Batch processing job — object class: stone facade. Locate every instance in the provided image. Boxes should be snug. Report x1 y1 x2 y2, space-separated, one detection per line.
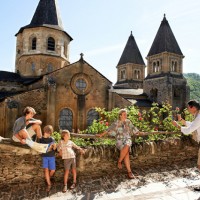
116 63 145 89
144 74 189 109
15 27 71 76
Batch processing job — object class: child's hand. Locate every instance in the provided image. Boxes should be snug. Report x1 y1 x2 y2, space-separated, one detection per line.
96 133 103 138
172 120 178 127
52 143 57 150
80 148 86 154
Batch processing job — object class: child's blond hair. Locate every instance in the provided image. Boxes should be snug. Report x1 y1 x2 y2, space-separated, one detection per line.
43 125 54 135
61 130 70 140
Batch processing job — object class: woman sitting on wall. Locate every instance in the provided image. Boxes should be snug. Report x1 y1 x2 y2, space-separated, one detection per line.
97 108 143 179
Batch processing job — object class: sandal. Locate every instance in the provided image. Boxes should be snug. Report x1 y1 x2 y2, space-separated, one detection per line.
128 171 135 179
46 185 51 192
70 182 76 189
118 161 122 169
62 185 67 193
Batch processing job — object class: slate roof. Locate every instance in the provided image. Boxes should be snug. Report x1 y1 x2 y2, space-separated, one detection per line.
0 71 42 85
147 14 183 56
0 71 42 101
16 0 72 40
118 32 145 66
0 91 22 102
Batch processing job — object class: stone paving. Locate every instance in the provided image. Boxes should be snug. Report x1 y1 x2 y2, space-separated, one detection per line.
2 159 200 200
40 159 200 200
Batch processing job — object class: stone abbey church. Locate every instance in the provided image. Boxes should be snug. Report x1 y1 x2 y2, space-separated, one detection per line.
0 0 189 138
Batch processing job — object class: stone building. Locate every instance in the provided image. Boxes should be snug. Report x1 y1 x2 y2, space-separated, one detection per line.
0 0 189 138
144 14 189 109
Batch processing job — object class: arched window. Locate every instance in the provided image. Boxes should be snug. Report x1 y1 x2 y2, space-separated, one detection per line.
157 61 160 72
134 70 140 79
47 37 55 51
121 70 126 79
31 63 35 72
32 37 37 50
171 61 178 72
174 61 177 72
153 61 161 72
153 62 156 72
59 108 73 131
47 63 53 73
87 109 99 126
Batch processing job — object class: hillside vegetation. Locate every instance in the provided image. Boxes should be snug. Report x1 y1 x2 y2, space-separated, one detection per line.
184 73 200 102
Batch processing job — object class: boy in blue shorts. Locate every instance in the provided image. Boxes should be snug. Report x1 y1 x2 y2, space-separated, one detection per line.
39 125 57 191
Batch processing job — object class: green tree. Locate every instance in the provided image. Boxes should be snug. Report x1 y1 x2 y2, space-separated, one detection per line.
184 73 200 102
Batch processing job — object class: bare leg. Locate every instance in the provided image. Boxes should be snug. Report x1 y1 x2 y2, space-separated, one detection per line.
123 150 135 179
71 168 77 183
118 145 130 168
15 130 29 144
31 124 42 138
64 169 69 186
44 168 51 186
62 169 69 192
124 152 131 172
17 129 29 139
49 170 55 178
70 168 77 189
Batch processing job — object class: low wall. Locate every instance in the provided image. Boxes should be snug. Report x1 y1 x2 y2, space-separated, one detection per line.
0 136 198 187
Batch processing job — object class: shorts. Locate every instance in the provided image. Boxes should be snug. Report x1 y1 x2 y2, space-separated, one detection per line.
116 138 132 150
64 158 76 170
27 127 36 138
42 157 56 170
12 127 36 142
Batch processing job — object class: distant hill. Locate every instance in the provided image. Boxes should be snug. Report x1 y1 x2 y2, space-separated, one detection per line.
184 73 200 102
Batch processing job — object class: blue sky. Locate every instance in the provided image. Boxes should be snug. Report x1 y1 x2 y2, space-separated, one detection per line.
0 0 200 84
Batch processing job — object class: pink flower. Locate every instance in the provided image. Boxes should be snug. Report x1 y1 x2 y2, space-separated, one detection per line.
139 117 143 121
138 112 142 117
105 122 109 126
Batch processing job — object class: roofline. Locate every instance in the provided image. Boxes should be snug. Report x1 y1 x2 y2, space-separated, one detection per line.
15 25 73 41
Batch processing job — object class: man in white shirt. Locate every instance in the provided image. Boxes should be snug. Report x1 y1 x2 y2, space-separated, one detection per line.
172 100 200 169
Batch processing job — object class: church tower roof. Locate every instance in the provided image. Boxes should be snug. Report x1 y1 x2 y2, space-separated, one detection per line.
147 14 183 56
16 0 72 40
118 31 145 66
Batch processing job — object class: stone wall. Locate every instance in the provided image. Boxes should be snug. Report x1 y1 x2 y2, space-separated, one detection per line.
0 136 198 187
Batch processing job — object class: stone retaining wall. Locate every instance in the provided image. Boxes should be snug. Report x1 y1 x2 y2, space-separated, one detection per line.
0 136 198 186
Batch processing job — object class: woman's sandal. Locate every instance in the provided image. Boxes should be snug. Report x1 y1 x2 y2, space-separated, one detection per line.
62 185 67 193
118 161 122 169
70 182 76 189
128 171 136 179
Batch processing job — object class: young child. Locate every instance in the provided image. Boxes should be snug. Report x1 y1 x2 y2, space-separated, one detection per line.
57 130 85 193
39 125 57 191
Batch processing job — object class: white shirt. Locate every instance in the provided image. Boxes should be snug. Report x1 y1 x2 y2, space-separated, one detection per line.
181 113 200 142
